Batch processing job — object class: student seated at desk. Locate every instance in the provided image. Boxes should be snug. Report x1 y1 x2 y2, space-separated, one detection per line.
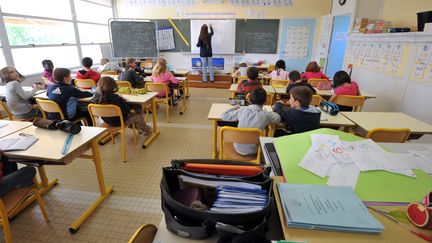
273 86 321 137
91 77 152 135
221 88 280 156
301 61 329 80
47 68 93 125
234 62 248 77
151 59 179 105
41 59 56 86
97 58 121 74
237 67 261 95
119 58 144 88
269 60 289 80
329 70 361 112
0 66 41 119
286 70 316 95
76 57 101 83
0 153 36 197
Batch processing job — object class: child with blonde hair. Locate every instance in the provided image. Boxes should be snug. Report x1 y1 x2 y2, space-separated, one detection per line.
151 59 179 102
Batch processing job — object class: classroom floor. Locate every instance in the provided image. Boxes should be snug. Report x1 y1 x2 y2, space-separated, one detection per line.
4 88 229 243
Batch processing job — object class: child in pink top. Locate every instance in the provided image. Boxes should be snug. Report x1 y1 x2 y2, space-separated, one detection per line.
301 61 329 80
269 60 289 80
330 71 361 111
151 59 179 97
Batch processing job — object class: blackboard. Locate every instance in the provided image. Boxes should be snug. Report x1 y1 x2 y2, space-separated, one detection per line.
235 19 279 54
109 20 158 58
155 19 191 52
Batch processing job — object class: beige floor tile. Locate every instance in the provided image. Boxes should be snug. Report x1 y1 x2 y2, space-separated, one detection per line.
1 88 227 242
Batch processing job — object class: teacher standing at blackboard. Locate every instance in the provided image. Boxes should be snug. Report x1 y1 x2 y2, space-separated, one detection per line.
197 24 214 82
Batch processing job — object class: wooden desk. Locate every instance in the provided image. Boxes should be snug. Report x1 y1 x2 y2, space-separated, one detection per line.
342 112 432 137
100 74 119 80
0 120 32 138
207 103 354 159
173 70 190 97
271 87 377 100
229 84 275 98
272 176 425 243
3 125 112 233
34 91 161 148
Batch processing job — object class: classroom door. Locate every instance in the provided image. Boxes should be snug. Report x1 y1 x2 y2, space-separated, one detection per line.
326 14 351 78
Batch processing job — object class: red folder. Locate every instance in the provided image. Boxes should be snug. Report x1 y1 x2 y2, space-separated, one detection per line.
182 163 262 176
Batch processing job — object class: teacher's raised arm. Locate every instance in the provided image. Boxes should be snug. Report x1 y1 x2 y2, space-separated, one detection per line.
197 24 214 82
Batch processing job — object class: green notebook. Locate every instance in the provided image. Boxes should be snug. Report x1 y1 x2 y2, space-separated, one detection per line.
274 128 432 202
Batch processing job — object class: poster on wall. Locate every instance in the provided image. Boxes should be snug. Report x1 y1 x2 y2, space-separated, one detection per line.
158 27 175 51
284 26 309 59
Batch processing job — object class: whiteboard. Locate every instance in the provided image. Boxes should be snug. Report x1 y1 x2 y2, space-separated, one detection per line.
191 20 236 54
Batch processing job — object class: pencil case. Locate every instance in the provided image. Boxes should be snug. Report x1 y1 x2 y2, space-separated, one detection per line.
320 101 339 116
160 163 272 240
407 191 432 229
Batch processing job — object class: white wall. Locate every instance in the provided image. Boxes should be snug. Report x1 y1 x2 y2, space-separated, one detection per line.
330 0 357 16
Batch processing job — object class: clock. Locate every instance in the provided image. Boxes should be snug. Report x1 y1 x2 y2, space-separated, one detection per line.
339 0 347 5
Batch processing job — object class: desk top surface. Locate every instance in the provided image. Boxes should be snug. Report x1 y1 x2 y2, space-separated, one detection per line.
0 120 33 138
229 84 275 93
207 103 354 127
34 91 158 104
342 112 432 134
3 125 106 163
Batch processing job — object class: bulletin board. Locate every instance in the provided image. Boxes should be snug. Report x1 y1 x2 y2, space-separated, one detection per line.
279 18 316 71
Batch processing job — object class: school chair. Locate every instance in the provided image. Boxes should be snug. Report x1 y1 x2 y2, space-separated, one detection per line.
75 79 96 89
41 77 51 85
333 95 365 112
128 224 158 243
268 64 275 72
366 128 411 143
237 75 248 84
101 70 117 75
245 93 274 106
219 126 264 164
311 95 323 107
88 104 137 162
0 176 49 243
0 100 35 122
270 79 289 87
116 80 132 88
145 82 172 123
308 78 327 87
36 99 88 126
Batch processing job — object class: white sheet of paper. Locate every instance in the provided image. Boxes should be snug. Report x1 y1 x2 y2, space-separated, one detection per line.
385 169 416 177
379 152 415 170
407 150 432 174
327 163 360 189
299 148 332 178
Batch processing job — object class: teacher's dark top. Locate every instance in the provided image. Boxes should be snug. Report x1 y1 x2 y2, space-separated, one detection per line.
196 27 214 57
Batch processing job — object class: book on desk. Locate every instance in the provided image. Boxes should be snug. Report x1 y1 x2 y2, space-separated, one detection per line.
277 183 384 234
0 134 38 151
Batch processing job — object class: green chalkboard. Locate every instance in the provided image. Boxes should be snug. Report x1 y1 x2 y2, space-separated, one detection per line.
155 19 191 52
235 19 279 54
109 20 158 58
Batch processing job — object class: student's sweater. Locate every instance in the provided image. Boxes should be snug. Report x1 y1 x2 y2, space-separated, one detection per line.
269 69 289 80
47 83 92 119
274 103 321 134
76 69 101 82
119 69 143 88
221 104 281 155
237 79 261 94
301 71 329 80
151 72 179 96
4 80 36 116
91 93 130 127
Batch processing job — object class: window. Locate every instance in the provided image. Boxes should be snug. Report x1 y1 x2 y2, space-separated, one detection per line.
12 46 79 75
5 17 76 45
0 0 72 20
74 0 113 24
81 45 102 63
0 49 6 68
78 23 110 44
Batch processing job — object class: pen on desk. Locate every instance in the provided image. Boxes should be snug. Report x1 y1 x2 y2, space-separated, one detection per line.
368 207 432 242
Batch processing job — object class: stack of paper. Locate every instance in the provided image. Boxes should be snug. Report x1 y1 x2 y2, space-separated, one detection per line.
0 135 38 151
210 185 268 214
299 134 425 189
278 183 384 234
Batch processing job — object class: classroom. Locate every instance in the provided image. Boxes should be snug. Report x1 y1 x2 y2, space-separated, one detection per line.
0 0 431 242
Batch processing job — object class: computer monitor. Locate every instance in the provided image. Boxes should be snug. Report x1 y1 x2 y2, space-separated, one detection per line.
192 58 224 70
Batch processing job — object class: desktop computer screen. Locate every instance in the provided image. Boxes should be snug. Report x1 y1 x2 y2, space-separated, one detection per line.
192 58 224 70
